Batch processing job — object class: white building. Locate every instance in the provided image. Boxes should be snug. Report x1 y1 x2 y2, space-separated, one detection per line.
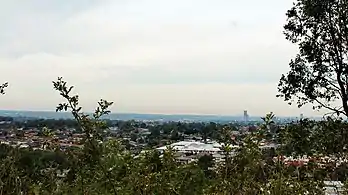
156 140 223 154
324 181 345 195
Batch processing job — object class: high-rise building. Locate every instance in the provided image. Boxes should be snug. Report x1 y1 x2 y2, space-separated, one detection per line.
243 110 249 122
300 113 304 120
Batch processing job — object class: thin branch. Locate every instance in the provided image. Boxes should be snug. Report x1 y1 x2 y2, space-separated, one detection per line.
314 99 345 116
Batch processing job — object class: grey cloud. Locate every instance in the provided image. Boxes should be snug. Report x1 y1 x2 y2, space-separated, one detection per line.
0 0 108 57
99 67 280 85
0 0 308 115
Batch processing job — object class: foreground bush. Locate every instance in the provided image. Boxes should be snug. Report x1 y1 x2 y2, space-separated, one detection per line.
0 78 345 195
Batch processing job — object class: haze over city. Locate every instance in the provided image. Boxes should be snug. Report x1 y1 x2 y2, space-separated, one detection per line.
0 0 326 117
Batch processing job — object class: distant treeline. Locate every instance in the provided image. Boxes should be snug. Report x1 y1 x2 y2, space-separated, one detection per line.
0 116 13 121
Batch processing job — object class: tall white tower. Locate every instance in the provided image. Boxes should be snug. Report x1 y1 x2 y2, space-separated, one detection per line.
243 110 249 122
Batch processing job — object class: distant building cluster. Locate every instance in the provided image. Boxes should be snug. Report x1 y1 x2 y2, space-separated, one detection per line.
156 140 227 163
155 140 277 164
0 128 83 150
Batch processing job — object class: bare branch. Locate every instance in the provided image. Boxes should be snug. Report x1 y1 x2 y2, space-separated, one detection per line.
314 98 345 116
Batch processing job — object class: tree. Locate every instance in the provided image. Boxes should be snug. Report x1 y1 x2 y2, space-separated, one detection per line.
277 0 348 117
197 154 214 177
170 129 180 141
41 127 55 150
149 126 161 138
261 112 278 139
130 132 137 142
201 122 216 143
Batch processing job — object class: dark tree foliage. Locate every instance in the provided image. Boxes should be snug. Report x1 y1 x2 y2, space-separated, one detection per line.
280 118 348 157
0 116 13 121
197 154 215 178
277 0 348 116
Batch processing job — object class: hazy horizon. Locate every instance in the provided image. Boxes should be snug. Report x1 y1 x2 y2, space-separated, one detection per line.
0 108 321 119
0 0 329 117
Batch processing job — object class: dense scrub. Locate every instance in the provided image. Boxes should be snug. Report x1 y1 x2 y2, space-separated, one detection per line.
0 78 347 194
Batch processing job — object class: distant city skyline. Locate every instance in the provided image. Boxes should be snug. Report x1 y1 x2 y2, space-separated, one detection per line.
0 107 324 118
0 110 322 122
0 0 329 117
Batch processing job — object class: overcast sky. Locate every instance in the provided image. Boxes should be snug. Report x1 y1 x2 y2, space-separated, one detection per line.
0 0 326 116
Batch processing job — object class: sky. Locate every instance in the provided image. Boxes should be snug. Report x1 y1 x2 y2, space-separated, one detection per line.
0 0 326 117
